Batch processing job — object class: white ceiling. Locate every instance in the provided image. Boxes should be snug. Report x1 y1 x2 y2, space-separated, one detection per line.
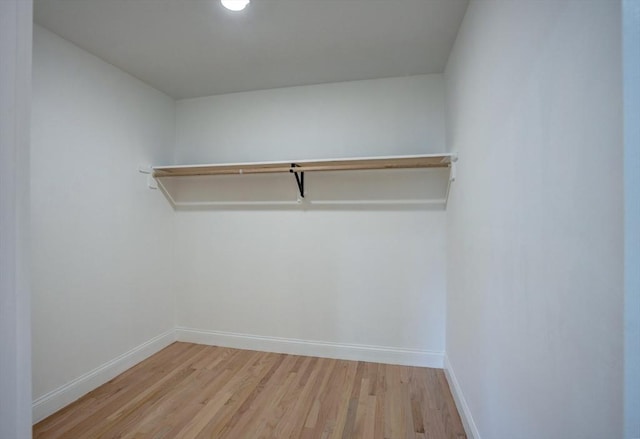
34 0 468 100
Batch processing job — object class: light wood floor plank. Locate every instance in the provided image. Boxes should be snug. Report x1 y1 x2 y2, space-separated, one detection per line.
34 342 466 439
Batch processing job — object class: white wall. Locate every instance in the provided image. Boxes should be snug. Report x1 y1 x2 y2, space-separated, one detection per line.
623 2 640 437
444 1 623 438
31 26 176 418
173 76 448 365
176 75 446 163
0 0 33 437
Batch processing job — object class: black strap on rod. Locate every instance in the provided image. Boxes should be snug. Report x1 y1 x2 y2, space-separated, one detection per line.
289 164 304 198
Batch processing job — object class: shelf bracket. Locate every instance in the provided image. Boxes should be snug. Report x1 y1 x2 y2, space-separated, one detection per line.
449 158 457 182
444 154 458 208
138 164 158 189
289 164 304 198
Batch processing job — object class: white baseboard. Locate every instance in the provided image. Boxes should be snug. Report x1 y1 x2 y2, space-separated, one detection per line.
32 329 176 424
175 326 444 368
443 355 481 439
32 327 443 424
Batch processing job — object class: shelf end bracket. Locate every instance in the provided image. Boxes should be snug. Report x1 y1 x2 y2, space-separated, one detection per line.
444 154 458 208
138 164 158 189
449 155 457 182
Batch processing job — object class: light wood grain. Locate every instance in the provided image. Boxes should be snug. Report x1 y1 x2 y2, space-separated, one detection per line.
34 342 466 439
152 154 454 178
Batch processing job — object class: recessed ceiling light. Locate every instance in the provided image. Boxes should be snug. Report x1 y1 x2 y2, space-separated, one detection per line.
221 0 250 11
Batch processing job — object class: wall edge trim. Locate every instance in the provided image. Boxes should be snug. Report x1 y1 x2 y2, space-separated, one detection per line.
176 326 444 368
443 354 481 439
32 329 177 424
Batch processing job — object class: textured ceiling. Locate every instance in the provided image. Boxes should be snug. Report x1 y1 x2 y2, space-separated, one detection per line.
34 0 468 99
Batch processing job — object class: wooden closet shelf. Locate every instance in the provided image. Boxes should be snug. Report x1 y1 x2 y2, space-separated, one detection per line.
152 153 455 178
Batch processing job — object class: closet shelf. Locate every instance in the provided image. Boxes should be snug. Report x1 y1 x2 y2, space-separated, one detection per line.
147 153 457 203
152 153 455 178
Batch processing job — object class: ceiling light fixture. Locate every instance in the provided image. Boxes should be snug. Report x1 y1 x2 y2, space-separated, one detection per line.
221 0 250 11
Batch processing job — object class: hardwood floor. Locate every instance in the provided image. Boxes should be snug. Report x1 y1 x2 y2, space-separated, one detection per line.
34 342 466 439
